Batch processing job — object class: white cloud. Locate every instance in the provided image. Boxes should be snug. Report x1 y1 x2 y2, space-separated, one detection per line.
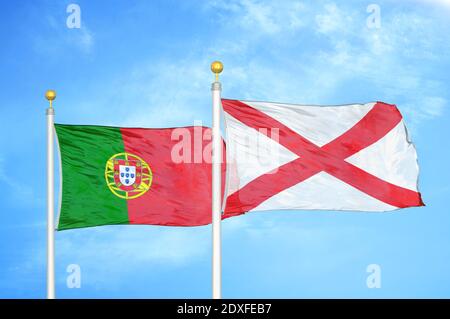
403 96 447 127
315 3 352 35
95 1 447 129
423 96 447 117
309 4 448 124
75 27 94 53
57 226 210 268
418 0 450 8
32 14 95 56
218 1 447 126
53 218 257 288
120 59 211 127
205 0 306 36
0 157 40 207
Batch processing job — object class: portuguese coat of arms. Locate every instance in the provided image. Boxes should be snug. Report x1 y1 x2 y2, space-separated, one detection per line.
105 152 152 199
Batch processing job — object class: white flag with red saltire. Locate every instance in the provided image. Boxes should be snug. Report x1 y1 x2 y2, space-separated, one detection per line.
222 99 424 217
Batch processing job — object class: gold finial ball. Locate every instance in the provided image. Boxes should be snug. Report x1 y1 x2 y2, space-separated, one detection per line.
45 90 57 101
211 61 223 74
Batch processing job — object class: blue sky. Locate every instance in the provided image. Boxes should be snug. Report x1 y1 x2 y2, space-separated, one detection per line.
0 0 450 298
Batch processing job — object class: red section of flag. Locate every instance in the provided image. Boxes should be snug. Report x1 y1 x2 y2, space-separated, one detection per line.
222 99 424 216
121 127 226 226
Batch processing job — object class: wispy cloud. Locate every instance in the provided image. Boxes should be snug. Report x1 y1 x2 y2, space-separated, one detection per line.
315 3 353 34
205 0 306 35
0 157 41 207
74 27 94 54
73 1 448 130
418 0 450 9
119 58 212 127
32 12 94 56
57 226 210 268
207 1 449 126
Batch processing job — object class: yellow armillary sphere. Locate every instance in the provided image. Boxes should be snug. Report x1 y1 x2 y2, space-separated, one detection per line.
105 152 153 199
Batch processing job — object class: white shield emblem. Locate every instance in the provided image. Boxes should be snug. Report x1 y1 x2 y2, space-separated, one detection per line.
119 165 136 186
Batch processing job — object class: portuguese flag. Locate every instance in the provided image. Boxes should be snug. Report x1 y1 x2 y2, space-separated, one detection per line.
55 124 225 230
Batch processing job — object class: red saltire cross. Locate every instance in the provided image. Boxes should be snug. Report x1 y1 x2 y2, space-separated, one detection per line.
222 99 424 216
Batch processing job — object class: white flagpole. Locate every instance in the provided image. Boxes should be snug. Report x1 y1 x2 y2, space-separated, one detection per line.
45 90 56 299
211 61 223 299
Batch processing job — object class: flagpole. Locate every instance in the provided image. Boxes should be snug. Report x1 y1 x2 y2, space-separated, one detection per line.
211 61 223 299
45 90 56 299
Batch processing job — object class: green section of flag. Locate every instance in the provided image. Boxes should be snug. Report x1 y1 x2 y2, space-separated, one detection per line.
55 124 129 230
